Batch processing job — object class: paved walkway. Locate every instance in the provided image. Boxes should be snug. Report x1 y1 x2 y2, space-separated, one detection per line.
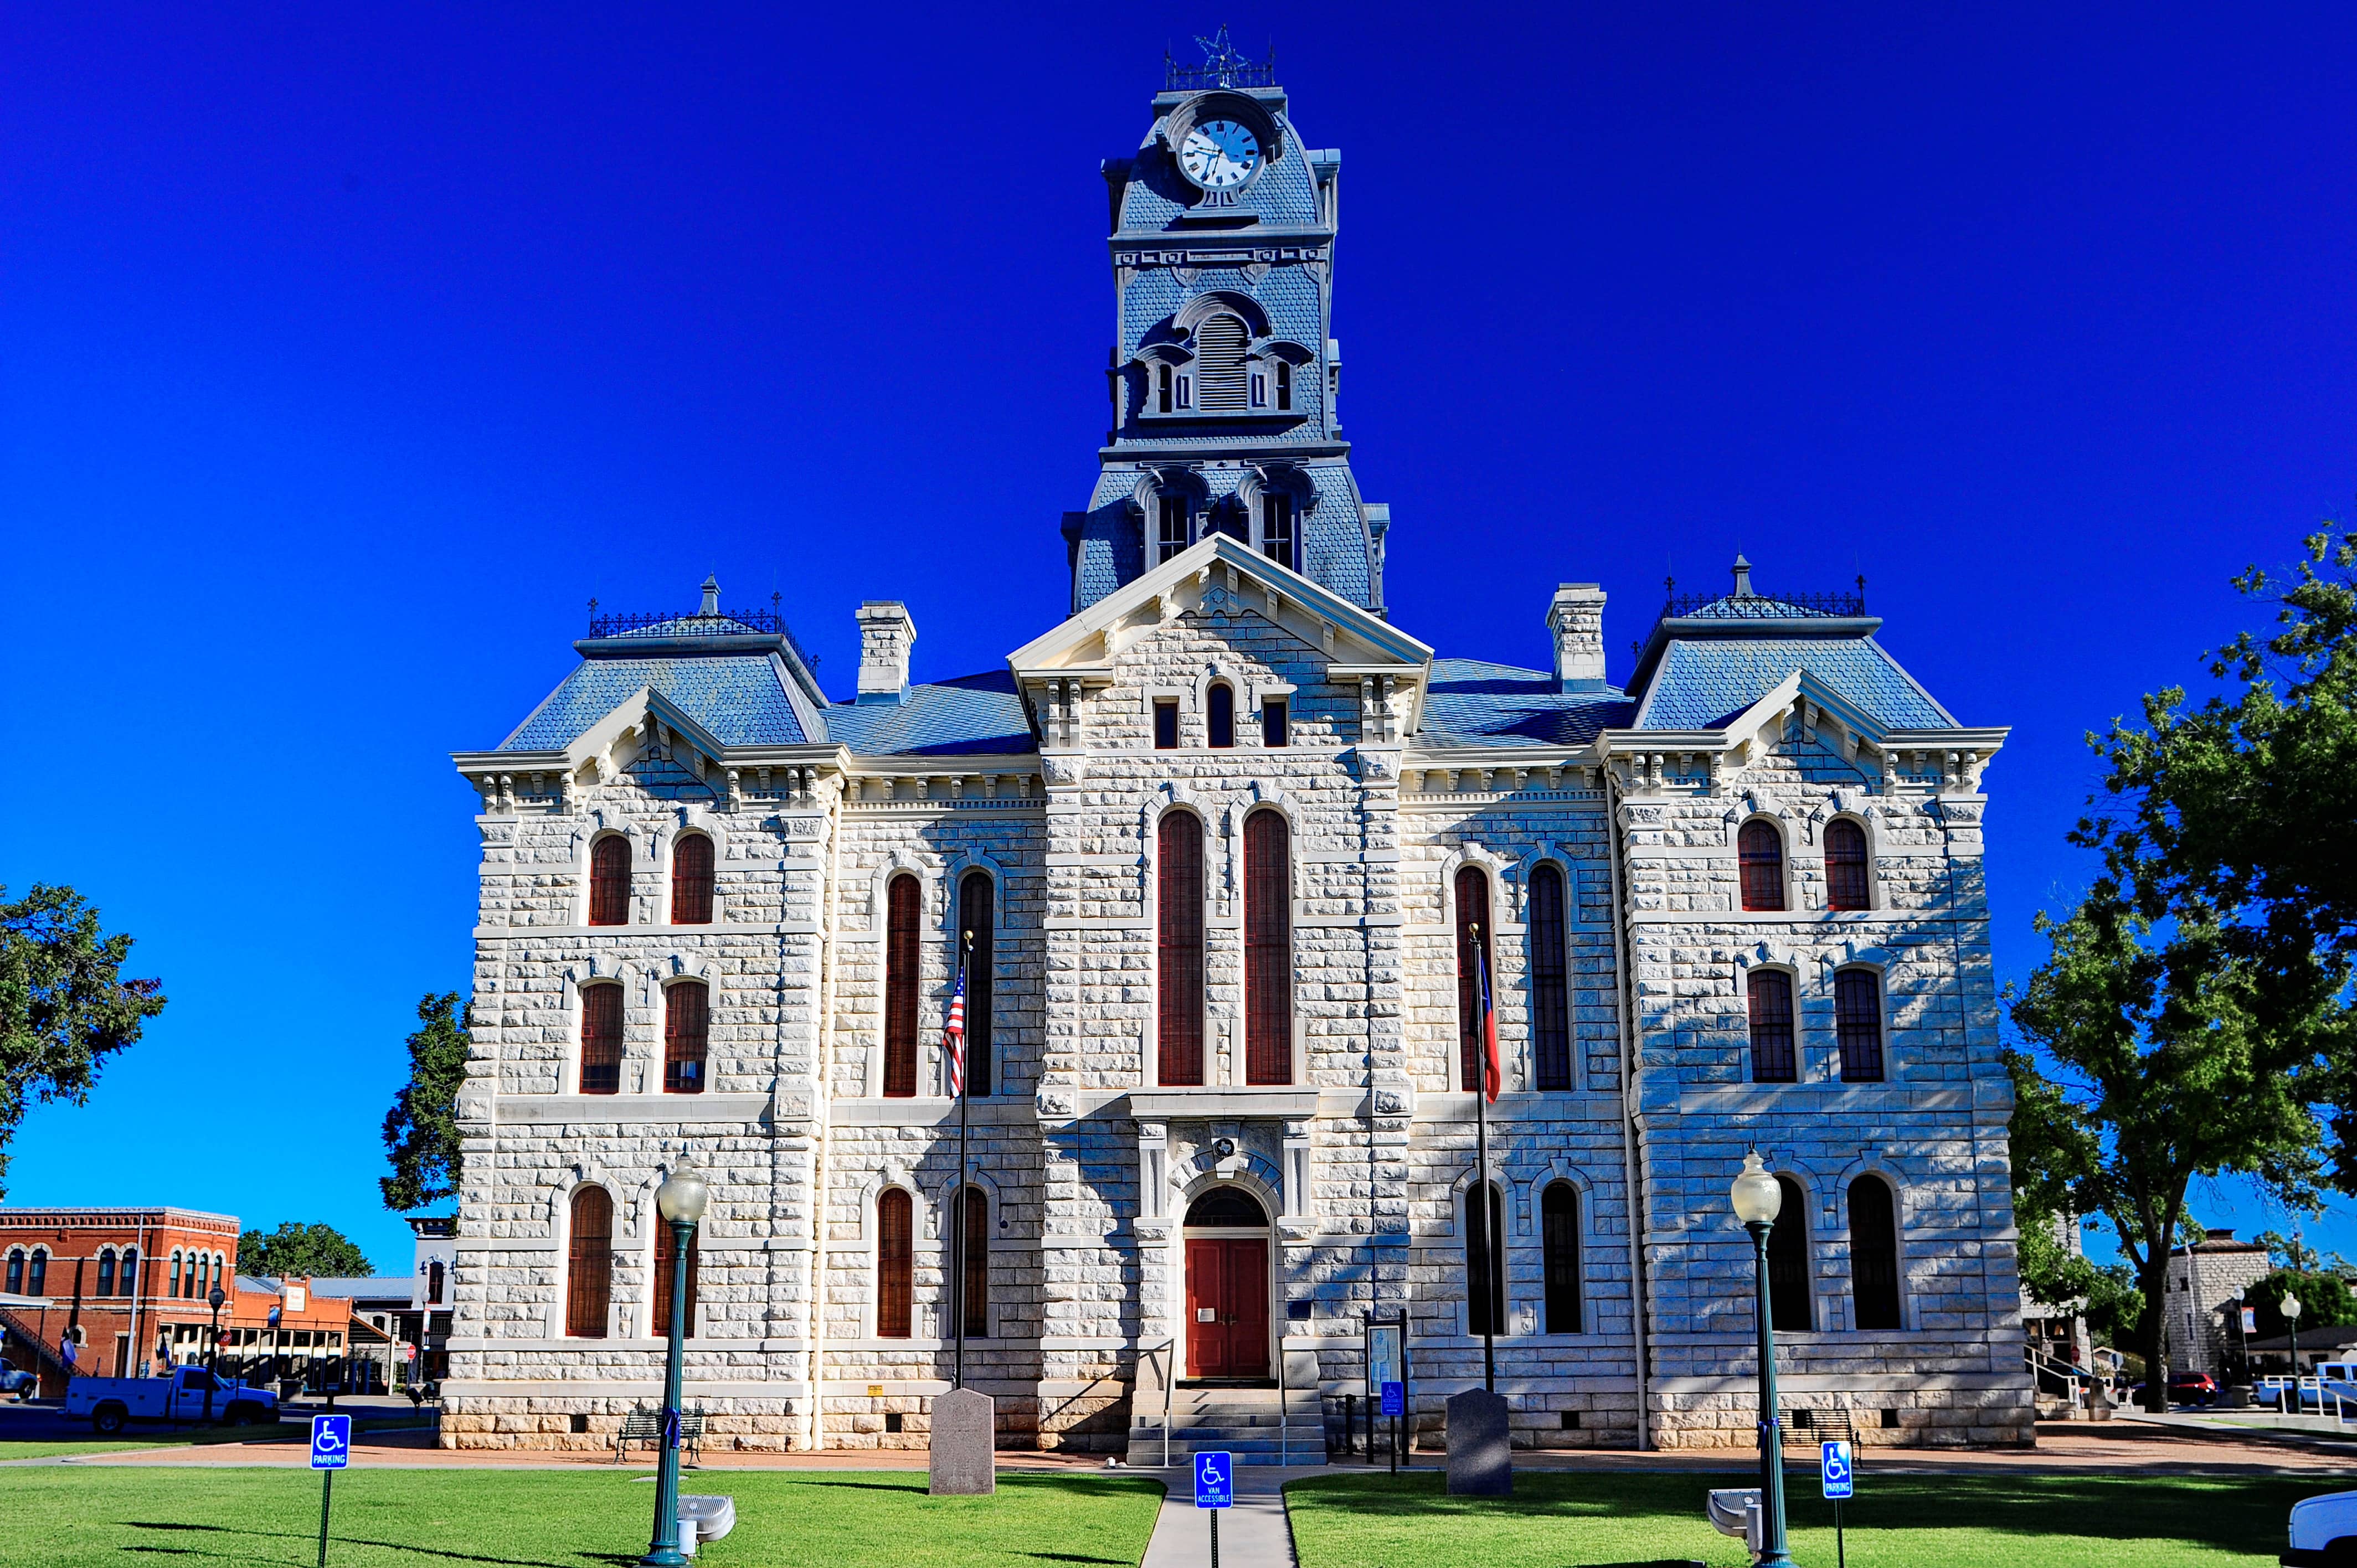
1137 1464 1315 1568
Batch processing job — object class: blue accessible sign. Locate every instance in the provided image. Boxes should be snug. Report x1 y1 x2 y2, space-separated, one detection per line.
1194 1450 1233 1509
1820 1438 1853 1500
1380 1381 1404 1417
310 1414 351 1471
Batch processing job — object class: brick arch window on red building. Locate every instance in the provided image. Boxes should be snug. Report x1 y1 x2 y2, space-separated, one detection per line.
579 982 624 1095
118 1248 137 1297
565 1186 613 1339
5 1249 22 1295
589 835 631 926
166 1250 181 1297
671 833 715 925
1157 812 1206 1086
1243 809 1292 1086
1824 819 1872 911
883 874 922 1097
876 1189 914 1338
96 1250 116 1297
1454 866 1493 1094
28 1249 46 1296
663 981 709 1095
1738 820 1786 911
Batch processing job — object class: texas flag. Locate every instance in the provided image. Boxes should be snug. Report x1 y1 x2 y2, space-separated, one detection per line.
941 959 968 1097
1473 933 1501 1103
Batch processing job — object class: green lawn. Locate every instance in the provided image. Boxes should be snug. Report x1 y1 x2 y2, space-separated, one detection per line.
1284 1471 2334 1567
0 1467 1166 1568
0 1415 436 1463
0 1440 181 1460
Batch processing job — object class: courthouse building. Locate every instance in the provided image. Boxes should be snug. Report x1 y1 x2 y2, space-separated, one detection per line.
442 54 2032 1453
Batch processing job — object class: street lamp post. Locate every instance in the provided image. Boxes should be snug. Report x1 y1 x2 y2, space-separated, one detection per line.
1731 1153 1797 1568
204 1285 227 1423
642 1160 709 1568
2283 1292 2303 1410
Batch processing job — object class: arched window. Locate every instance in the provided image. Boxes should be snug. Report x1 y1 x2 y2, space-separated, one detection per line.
671 833 714 925
1824 819 1871 911
1195 313 1248 409
876 1189 913 1338
1464 1182 1506 1337
96 1250 116 1297
1454 867 1493 1094
565 1187 613 1338
1738 821 1785 912
1259 492 1294 567
1275 358 1293 412
1747 969 1797 1083
1849 1176 1903 1330
953 1186 989 1338
652 1220 699 1338
580 982 624 1095
1767 1175 1812 1330
959 871 995 1098
119 1248 137 1297
1244 810 1292 1086
1157 812 1206 1086
428 1261 446 1305
1529 865 1571 1091
1157 494 1190 564
883 874 921 1097
1835 969 1885 1082
167 1251 182 1298
28 1249 47 1296
191 1252 204 1299
1207 683 1235 748
663 981 709 1095
1542 1183 1581 1334
589 835 631 926
5 1250 22 1295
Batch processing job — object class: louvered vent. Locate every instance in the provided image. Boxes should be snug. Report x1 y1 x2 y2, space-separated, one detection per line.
1194 314 1249 410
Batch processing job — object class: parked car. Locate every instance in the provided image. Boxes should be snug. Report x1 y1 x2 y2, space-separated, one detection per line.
2283 1488 2357 1564
2129 1370 2220 1407
0 1362 35 1400
63 1365 277 1435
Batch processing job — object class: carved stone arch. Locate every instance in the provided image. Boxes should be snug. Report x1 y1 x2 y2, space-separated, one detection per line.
1191 660 1247 717
1140 780 1208 844
864 848 943 936
548 1163 617 1231
1510 840 1578 920
1174 289 1274 339
1445 1162 1517 1241
944 848 1008 943
1829 1156 1913 1329
1234 461 1317 514
926 1165 1006 1241
1731 938 1808 978
1437 841 1512 931
655 951 714 984
1143 785 1217 913
1169 1151 1285 1218
1530 1161 1596 1244
855 1162 923 1245
1725 803 1798 851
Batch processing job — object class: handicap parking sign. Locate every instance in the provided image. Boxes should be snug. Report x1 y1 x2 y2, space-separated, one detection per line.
1194 1450 1232 1509
1820 1438 1852 1500
310 1414 351 1471
1380 1381 1404 1417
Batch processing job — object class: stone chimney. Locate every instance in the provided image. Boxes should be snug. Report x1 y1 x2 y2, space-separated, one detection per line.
1547 584 1608 693
856 601 915 705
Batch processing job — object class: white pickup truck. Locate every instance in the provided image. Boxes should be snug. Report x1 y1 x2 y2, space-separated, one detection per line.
65 1365 279 1433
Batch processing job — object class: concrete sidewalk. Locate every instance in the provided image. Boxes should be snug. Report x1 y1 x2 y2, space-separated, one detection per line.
1138 1464 1321 1568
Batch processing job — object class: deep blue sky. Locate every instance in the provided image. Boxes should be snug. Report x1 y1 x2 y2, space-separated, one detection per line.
3 5 2352 1273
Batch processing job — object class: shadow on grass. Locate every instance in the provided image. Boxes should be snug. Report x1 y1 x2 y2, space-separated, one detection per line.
121 1517 590 1568
1285 1471 2320 1558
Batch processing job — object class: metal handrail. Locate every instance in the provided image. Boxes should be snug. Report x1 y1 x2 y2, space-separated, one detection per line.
1152 1335 1176 1469
1277 1333 1286 1468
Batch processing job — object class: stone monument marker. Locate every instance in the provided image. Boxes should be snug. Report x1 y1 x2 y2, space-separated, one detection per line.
929 1388 996 1496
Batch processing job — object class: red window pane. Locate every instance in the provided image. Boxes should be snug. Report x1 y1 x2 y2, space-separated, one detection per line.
883 875 921 1097
663 982 708 1095
876 1190 913 1338
1747 969 1797 1082
1825 820 1870 911
671 834 714 925
566 1187 613 1338
1243 811 1291 1086
1157 813 1205 1085
580 984 623 1095
1455 868 1492 1093
1738 821 1785 912
589 837 631 926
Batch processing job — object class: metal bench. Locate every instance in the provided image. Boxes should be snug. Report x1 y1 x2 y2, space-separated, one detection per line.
613 1404 706 1467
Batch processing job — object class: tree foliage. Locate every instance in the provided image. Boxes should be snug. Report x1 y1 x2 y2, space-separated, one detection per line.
238 1221 372 1280
380 992 471 1211
2245 1267 2357 1342
0 884 167 1199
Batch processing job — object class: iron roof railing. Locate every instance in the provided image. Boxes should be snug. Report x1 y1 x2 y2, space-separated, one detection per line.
588 607 819 673
1164 51 1276 90
1661 587 1867 621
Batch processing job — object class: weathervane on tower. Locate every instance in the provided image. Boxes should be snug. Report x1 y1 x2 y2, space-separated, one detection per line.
1164 24 1275 90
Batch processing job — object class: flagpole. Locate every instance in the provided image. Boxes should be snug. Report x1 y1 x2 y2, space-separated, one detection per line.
1471 923 1496 1394
953 931 972 1393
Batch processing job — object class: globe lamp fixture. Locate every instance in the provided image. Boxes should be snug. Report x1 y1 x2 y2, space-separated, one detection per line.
1730 1152 1783 1226
656 1162 709 1226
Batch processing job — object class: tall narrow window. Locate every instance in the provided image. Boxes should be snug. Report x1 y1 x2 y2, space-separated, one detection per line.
1835 969 1885 1082
1738 821 1785 912
1244 810 1293 1086
876 1189 913 1338
652 1220 699 1338
1465 1183 1506 1337
565 1186 613 1339
167 1251 181 1298
1849 1177 1903 1330
1195 313 1248 409
1154 699 1179 750
119 1248 137 1297
1157 363 1173 414
589 835 631 926
1275 359 1293 411
663 981 708 1095
1259 492 1294 568
1825 820 1871 911
28 1250 47 1296
580 983 624 1095
1250 370 1268 408
1207 683 1235 748
1454 867 1493 1094
671 833 714 925
96 1251 116 1297
192 1253 204 1299
1157 812 1206 1086
1157 495 1189 563
4 1250 20 1296
1768 1175 1813 1330
1175 372 1193 410
959 871 994 1098
954 1187 989 1338
1529 864 1572 1091
1747 970 1797 1083
1261 698 1287 747
1542 1183 1581 1333
428 1261 445 1305
883 874 921 1097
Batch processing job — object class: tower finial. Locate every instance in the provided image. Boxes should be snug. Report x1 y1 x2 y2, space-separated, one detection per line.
1731 554 1754 598
700 575 721 616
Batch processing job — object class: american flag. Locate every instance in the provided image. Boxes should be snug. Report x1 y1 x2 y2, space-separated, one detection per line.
941 958 968 1097
1473 932 1501 1103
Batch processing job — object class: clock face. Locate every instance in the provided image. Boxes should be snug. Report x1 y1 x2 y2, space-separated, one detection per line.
1180 119 1260 190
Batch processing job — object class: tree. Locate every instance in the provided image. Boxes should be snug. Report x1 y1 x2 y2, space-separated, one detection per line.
2246 1268 2357 1342
238 1221 372 1279
2006 887 2339 1411
380 992 470 1211
0 884 167 1199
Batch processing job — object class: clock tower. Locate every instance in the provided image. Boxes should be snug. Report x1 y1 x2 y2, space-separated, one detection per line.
1063 44 1390 616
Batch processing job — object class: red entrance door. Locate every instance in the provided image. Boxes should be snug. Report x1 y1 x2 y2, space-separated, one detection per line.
1184 1237 1269 1380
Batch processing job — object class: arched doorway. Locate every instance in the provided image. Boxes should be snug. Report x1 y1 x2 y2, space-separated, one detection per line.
1182 1186 1270 1382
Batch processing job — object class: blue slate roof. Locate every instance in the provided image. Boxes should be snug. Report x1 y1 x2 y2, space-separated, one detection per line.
501 653 814 750
1631 638 1954 731
1419 659 1634 748
824 671 1036 757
